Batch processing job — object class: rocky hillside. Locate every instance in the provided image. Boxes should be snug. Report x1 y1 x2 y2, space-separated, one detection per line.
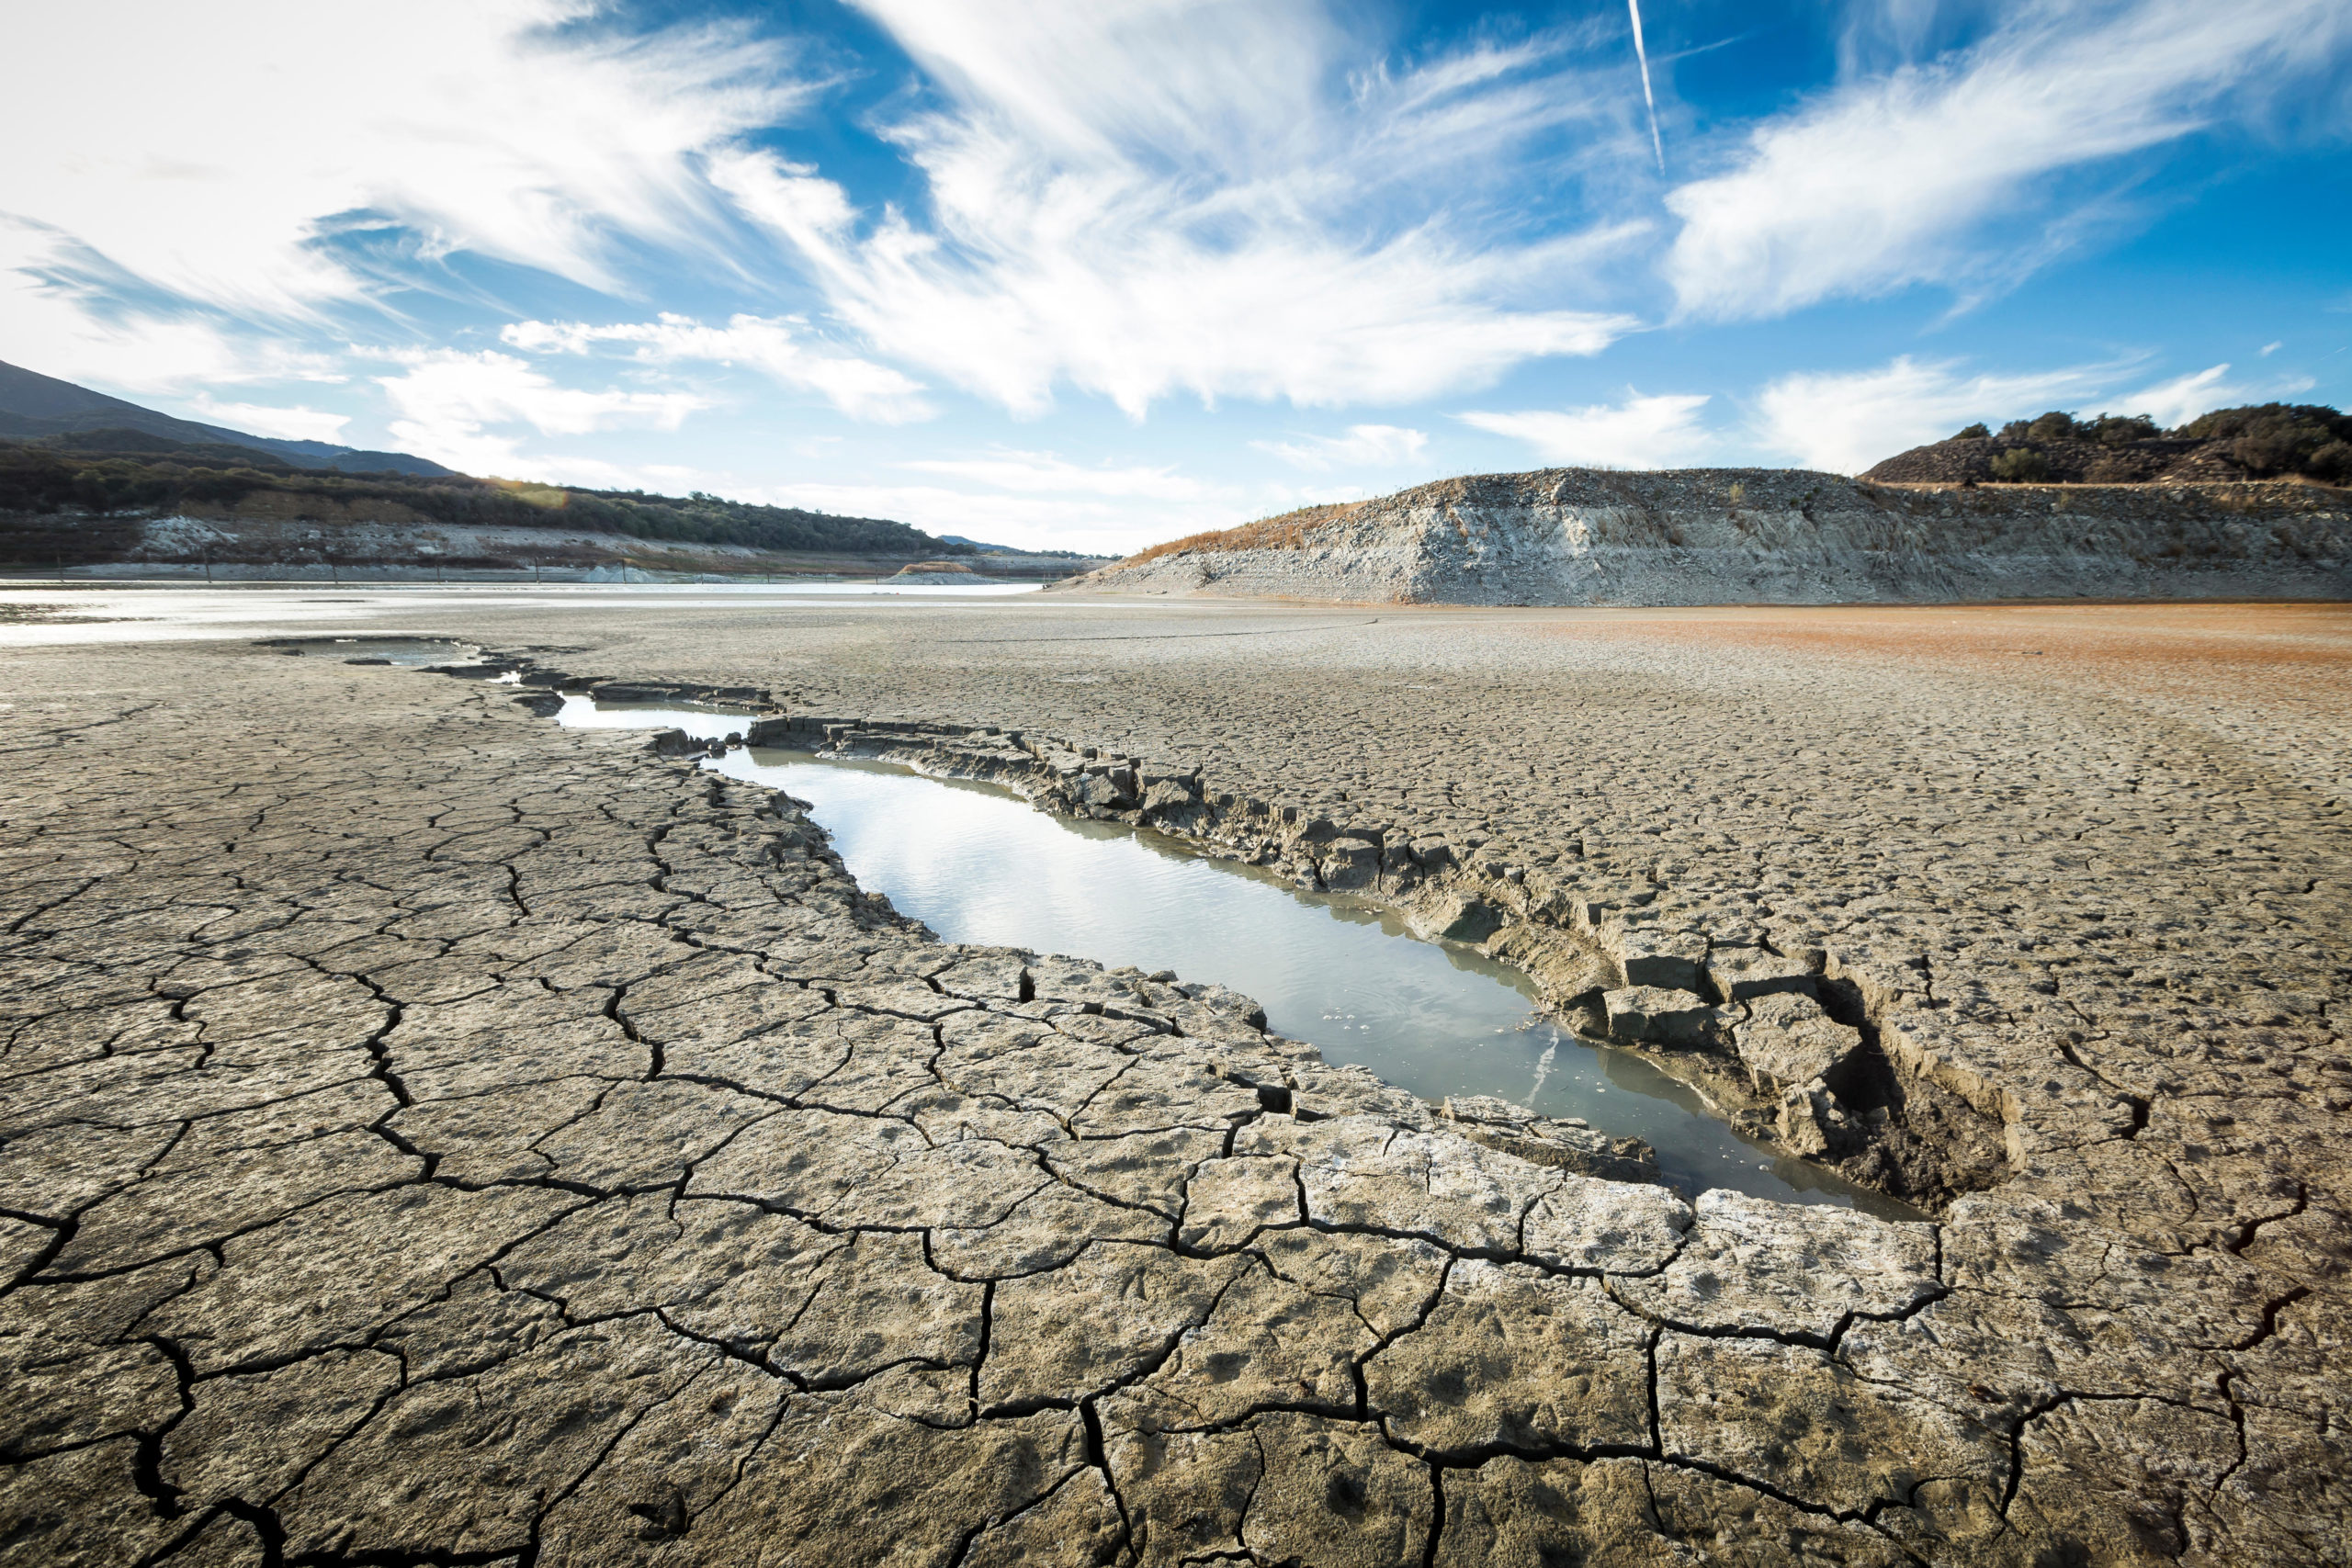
1061 467 2351 605
1865 403 2352 486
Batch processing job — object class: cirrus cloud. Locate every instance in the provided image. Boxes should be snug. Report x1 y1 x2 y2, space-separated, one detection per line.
2119 363 2312 429
186 395 351 444
1749 352 2327 473
899 448 1208 499
1457 392 1713 468
2 0 807 321
1664 0 2352 321
1252 424 1430 471
502 312 932 423
369 348 707 473
1750 355 2128 473
713 0 1646 417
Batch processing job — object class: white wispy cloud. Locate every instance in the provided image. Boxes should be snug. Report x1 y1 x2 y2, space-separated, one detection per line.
9 0 2335 531
8 2 1652 429
714 151 1639 420
2126 365 2242 429
369 348 707 473
1252 424 1430 471
1750 354 2330 471
502 313 932 423
714 0 1645 416
0 220 350 395
3 1 804 321
746 479 1230 557
899 450 1208 500
1457 392 1713 468
1665 0 2352 321
1750 355 2128 472
186 395 351 444
2123 363 2314 427
1 0 809 416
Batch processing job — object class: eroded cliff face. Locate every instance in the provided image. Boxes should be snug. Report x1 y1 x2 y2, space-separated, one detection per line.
1069 468 2352 604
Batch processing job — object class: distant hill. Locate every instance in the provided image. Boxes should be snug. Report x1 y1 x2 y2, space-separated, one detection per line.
0 428 971 568
937 534 1095 559
0 358 453 477
1863 403 2352 487
1065 466 2349 605
0 357 991 571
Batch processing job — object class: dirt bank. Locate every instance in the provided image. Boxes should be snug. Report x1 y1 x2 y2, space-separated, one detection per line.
1063 468 2351 604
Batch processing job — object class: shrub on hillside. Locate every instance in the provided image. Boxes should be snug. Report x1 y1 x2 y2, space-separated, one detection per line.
1988 448 2052 483
2086 413 2159 445
2001 412 2078 444
2176 403 2352 479
1867 400 2349 484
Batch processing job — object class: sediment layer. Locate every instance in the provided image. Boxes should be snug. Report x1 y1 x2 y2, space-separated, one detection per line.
2 600 2346 1565
1065 468 2352 604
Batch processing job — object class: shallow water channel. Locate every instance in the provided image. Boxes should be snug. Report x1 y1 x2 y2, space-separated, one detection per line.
273 636 481 667
560 695 1909 1214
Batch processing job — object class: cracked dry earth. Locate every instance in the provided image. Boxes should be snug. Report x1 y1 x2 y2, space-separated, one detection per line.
2 602 2348 1568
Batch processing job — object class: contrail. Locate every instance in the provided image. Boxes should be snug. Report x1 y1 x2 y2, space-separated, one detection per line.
1627 0 1665 174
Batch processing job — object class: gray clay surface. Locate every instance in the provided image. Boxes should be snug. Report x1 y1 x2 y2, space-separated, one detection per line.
0 595 2345 1565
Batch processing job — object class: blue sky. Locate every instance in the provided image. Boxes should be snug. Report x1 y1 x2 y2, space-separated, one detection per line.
6 0 2348 552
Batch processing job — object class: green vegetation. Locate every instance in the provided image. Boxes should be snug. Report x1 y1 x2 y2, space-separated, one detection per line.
1995 411 2162 447
2174 403 2352 483
1987 447 2052 483
1928 403 2352 485
0 430 970 558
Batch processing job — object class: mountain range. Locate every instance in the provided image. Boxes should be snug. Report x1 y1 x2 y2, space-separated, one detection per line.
0 361 1114 577
0 359 452 476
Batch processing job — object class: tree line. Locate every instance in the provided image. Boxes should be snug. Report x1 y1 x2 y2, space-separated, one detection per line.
0 434 972 558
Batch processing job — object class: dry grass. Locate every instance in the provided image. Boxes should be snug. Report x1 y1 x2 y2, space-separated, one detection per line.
1117 501 1368 567
484 479 573 511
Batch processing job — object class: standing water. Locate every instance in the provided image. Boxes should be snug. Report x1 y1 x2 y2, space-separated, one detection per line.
269 636 481 666
561 696 1910 1214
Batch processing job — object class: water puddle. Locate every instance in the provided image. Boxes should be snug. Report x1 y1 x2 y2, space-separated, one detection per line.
266 637 481 667
560 696 1911 1214
550 696 751 734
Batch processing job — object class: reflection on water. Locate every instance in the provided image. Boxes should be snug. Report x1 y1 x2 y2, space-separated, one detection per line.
552 696 750 734
273 637 479 667
560 696 1911 1214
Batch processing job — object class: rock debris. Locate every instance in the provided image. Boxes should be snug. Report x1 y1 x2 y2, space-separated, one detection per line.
1063 468 2352 605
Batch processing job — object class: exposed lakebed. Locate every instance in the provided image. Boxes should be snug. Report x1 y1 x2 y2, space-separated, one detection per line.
560 694 1907 1213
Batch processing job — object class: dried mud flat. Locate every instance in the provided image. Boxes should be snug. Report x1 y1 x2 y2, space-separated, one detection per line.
1 595 2346 1566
